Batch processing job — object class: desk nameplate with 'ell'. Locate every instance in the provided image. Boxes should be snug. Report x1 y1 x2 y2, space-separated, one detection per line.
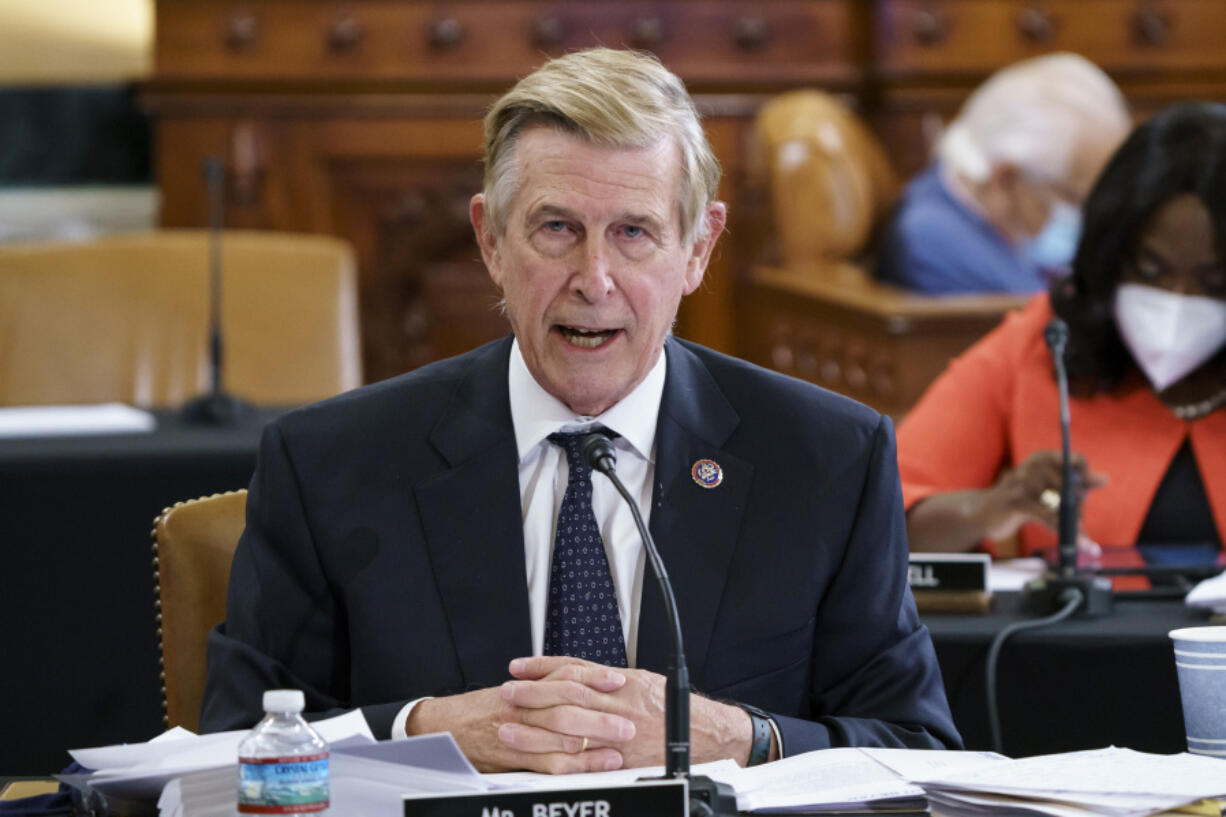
403 779 687 817
908 553 991 614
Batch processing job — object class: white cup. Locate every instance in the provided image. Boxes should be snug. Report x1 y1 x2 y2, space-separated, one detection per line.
1169 626 1226 757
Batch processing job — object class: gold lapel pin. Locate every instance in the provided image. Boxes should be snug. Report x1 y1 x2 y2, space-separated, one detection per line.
691 458 723 489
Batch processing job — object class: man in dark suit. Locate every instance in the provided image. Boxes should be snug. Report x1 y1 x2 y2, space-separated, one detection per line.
202 47 960 772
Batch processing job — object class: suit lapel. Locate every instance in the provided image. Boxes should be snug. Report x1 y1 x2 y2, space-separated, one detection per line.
638 340 752 689
414 338 533 690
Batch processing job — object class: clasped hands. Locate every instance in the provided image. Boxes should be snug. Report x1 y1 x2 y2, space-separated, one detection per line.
406 656 752 774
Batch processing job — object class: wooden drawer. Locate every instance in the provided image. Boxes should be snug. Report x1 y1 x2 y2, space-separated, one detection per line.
155 0 861 88
876 0 1226 79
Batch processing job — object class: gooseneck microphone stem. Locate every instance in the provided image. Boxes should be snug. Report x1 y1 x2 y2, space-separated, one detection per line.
1045 319 1079 577
582 433 689 778
582 432 738 817
1022 320 1112 620
205 157 225 401
182 156 250 425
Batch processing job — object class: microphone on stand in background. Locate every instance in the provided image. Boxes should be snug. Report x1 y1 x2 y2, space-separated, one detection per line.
181 156 250 425
1022 318 1113 616
1044 318 1079 579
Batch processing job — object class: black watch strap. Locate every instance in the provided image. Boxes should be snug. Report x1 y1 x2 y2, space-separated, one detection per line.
739 703 773 766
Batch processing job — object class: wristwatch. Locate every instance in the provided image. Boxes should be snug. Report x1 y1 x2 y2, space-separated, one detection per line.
739 703 774 766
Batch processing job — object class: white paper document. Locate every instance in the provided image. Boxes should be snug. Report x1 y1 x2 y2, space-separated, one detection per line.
67 724 1226 817
726 747 939 813
0 402 155 438
917 747 1226 817
64 710 375 803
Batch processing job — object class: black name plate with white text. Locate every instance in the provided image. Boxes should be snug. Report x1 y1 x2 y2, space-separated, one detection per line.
403 779 688 817
908 553 990 591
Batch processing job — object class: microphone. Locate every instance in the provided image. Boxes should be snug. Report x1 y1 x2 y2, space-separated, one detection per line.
581 431 738 817
1021 319 1112 617
987 319 1113 752
1043 318 1078 577
181 156 250 425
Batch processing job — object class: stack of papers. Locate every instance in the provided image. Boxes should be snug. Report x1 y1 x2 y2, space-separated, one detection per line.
1186 569 1226 616
722 748 1002 813
66 716 1005 817
60 711 377 813
161 734 493 817
913 747 1226 817
65 722 1226 817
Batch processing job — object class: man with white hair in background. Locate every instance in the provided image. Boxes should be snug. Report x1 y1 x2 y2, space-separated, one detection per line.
876 52 1130 295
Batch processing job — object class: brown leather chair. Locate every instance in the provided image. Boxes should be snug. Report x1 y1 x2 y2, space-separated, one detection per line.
750 90 899 277
151 490 246 732
745 90 1029 418
0 230 362 407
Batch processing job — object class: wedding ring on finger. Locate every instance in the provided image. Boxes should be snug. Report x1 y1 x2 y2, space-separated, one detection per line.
1039 488 1061 512
579 737 589 753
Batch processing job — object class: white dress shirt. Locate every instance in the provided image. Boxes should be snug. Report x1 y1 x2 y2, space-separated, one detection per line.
509 338 663 666
392 340 664 736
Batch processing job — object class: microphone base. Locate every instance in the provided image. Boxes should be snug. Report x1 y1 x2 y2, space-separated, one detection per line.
181 391 251 426
1024 573 1114 618
686 775 739 817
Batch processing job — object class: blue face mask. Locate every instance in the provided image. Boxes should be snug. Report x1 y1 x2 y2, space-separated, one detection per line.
1021 200 1082 271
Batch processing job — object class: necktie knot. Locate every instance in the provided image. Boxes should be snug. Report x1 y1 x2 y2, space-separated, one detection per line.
547 428 619 482
547 431 592 478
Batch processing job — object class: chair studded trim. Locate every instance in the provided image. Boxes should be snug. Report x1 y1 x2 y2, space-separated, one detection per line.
151 489 248 731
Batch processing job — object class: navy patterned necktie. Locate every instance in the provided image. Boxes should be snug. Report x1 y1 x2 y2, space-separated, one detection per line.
543 431 628 667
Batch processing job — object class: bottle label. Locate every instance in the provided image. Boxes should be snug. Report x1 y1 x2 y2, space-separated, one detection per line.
237 752 329 814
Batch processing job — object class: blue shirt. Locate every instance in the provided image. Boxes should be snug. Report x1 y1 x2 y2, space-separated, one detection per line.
876 162 1045 295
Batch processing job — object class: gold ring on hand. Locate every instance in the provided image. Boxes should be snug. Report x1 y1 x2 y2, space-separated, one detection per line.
1039 488 1060 512
579 737 589 753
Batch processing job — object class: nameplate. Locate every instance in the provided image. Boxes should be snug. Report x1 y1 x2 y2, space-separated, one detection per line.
908 553 990 592
403 779 688 817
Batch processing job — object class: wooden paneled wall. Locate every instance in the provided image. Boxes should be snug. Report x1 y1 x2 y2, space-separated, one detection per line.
147 1 1226 394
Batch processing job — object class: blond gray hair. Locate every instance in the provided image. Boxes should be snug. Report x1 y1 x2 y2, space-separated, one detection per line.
937 53 1129 184
481 48 721 244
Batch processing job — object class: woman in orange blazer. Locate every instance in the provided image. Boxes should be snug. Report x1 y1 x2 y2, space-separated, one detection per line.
898 103 1226 563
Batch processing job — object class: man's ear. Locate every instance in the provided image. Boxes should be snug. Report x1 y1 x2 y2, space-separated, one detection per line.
682 202 728 295
470 193 503 288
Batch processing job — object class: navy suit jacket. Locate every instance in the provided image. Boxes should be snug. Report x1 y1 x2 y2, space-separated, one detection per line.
201 336 960 755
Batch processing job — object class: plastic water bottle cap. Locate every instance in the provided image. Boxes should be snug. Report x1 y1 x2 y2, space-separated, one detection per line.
263 689 306 713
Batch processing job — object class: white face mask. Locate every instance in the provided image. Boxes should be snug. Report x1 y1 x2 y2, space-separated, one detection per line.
1113 283 1226 391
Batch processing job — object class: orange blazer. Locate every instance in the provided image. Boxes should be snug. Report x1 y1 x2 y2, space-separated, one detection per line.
897 294 1226 556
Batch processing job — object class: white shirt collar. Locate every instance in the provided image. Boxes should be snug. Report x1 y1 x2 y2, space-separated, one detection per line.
508 337 666 465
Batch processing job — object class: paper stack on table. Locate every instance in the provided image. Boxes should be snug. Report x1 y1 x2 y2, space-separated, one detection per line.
65 720 1226 817
160 734 493 817
911 747 1226 817
64 715 1005 817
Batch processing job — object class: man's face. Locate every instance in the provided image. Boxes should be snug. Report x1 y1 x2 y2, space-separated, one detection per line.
471 127 725 416
987 129 1126 243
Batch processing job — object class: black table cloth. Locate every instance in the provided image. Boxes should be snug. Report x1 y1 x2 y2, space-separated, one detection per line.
926 591 1211 757
0 410 279 775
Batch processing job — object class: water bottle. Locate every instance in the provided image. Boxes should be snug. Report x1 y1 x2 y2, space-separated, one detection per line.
237 689 329 814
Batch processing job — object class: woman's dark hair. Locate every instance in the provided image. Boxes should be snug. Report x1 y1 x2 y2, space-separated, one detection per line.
1051 101 1226 393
